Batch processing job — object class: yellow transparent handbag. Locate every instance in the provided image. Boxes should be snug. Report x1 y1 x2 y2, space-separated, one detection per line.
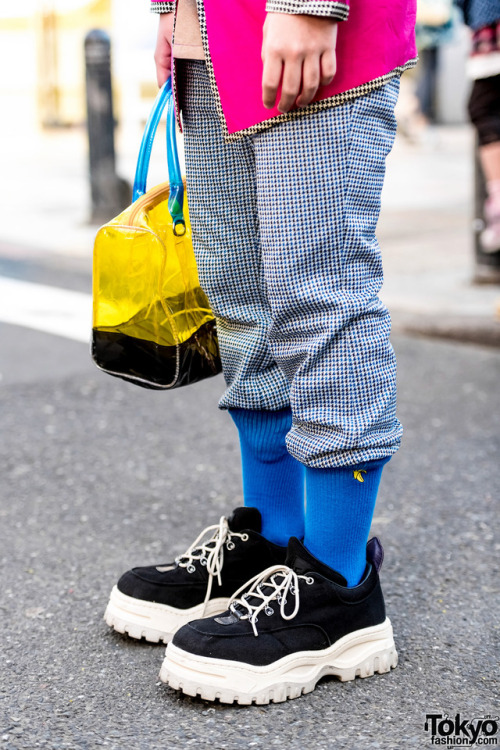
92 81 221 389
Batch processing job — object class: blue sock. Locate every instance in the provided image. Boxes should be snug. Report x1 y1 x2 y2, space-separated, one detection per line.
304 458 390 587
229 408 305 546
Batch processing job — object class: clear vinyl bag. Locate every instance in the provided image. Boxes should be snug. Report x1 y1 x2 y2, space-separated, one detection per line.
92 80 221 389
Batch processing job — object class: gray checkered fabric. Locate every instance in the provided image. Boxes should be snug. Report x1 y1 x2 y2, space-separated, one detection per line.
178 60 403 468
265 0 350 21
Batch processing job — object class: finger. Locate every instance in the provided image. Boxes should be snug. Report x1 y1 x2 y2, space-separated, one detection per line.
154 47 172 87
319 48 337 86
155 59 171 88
296 55 320 108
278 57 303 113
261 16 269 60
262 54 283 109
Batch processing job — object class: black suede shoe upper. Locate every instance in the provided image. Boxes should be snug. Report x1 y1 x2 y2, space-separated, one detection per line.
171 537 387 666
116 507 287 609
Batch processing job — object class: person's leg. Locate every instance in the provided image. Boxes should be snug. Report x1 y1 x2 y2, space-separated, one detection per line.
179 61 289 412
229 408 305 545
179 61 305 541
161 81 401 702
304 457 389 586
415 46 438 123
253 79 402 584
105 60 302 644
479 139 500 253
468 74 500 252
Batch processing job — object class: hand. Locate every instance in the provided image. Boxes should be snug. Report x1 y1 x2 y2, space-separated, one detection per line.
154 13 175 87
261 13 337 113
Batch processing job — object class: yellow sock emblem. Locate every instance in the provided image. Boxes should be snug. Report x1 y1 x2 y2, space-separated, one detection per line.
353 470 367 483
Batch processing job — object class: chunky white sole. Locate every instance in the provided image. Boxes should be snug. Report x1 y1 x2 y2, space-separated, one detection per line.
104 586 230 644
159 618 398 704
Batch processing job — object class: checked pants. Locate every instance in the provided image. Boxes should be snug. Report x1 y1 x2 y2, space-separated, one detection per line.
177 60 403 469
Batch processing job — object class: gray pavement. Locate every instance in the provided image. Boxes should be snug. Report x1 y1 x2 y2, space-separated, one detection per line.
1 323 499 749
1 112 500 748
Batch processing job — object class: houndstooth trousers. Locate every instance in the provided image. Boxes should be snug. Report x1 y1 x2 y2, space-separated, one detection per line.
177 61 403 469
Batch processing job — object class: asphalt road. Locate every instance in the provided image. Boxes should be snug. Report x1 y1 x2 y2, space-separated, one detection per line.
0 253 499 750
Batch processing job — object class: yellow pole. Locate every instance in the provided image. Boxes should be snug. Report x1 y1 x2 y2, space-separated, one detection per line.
37 1 61 127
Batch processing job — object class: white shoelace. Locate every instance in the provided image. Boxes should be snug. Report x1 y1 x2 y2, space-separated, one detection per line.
175 516 249 613
228 565 314 637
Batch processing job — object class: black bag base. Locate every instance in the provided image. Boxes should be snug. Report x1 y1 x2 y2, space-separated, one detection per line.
91 319 222 390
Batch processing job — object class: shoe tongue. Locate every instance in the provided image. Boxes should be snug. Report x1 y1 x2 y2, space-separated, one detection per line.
285 537 348 586
227 506 262 533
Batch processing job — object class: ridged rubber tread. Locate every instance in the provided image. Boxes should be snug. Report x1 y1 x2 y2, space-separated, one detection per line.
104 585 230 644
159 618 398 704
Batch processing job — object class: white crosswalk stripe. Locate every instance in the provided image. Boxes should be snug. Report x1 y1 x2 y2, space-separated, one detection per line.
0 276 91 343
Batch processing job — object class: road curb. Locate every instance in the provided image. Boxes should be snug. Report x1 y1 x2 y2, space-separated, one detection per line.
392 311 500 348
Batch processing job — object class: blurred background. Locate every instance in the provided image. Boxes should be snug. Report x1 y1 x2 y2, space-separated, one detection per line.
0 4 499 747
0 0 499 346
0 0 166 258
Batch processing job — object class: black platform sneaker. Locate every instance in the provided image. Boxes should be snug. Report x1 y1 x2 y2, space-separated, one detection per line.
104 507 287 644
160 536 398 704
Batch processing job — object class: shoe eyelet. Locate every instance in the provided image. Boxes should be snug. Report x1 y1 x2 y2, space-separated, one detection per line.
241 533 249 542
226 541 235 551
200 557 207 566
277 595 282 604
306 576 314 585
187 564 196 574
265 606 274 616
290 585 296 595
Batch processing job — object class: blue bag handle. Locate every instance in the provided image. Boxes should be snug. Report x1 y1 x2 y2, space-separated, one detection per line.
132 78 185 236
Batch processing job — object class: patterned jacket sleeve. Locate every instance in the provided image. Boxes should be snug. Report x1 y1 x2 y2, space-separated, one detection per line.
265 0 349 22
150 1 175 13
150 0 349 22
